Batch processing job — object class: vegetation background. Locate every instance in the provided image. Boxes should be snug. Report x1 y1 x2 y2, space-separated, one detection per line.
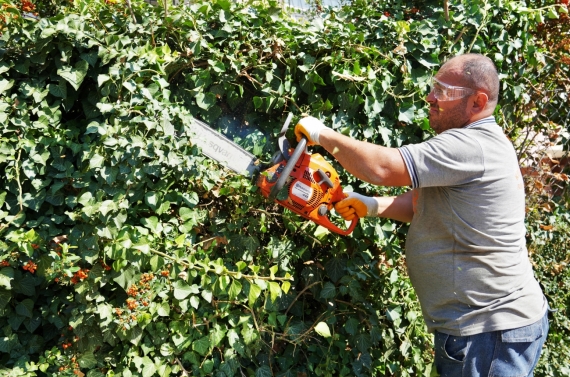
0 0 568 376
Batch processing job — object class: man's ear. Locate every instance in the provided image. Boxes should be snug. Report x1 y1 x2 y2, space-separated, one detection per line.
471 92 489 114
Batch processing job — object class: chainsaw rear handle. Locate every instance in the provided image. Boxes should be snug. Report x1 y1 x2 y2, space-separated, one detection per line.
315 209 359 236
269 137 307 200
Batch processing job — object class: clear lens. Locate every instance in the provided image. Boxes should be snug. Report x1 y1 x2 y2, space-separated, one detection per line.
430 77 475 101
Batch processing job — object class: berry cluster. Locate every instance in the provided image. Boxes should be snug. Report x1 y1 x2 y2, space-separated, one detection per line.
71 268 89 284
22 260 37 274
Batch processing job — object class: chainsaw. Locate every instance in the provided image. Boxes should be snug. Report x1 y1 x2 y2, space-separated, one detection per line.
188 113 357 236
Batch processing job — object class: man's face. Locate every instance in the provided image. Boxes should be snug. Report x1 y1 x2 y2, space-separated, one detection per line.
426 71 473 134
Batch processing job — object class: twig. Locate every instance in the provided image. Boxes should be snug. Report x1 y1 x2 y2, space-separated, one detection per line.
285 281 321 316
15 149 23 211
125 0 137 24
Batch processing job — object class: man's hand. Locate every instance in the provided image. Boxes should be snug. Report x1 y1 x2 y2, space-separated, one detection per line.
334 192 379 221
294 116 328 146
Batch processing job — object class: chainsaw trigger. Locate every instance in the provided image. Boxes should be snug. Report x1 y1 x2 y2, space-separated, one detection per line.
316 169 334 189
318 205 328 216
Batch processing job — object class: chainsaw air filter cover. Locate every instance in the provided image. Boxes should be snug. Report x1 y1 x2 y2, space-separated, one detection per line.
257 141 357 236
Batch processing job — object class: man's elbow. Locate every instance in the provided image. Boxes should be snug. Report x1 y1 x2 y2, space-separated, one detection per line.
365 166 411 187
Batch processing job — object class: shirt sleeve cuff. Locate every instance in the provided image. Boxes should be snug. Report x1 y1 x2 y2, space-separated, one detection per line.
399 146 419 189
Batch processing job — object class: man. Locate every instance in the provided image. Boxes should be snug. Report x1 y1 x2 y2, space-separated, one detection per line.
294 54 548 377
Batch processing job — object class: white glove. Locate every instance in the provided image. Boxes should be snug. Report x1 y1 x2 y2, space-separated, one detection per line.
294 116 328 146
335 192 379 221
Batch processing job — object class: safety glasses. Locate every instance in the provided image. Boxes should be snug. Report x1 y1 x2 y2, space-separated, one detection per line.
430 77 476 101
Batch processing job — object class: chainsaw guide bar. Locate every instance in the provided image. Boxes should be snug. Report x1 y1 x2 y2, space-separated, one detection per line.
188 118 260 177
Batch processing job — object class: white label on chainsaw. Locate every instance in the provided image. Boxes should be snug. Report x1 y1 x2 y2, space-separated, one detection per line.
292 181 312 202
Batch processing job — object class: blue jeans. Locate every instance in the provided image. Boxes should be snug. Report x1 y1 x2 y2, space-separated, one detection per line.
434 311 549 377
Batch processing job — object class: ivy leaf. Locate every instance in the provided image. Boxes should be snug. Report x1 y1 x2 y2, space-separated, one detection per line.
248 283 262 306
0 268 14 290
141 356 157 377
228 279 242 300
255 366 272 377
0 334 17 353
320 282 336 299
344 317 359 336
173 280 193 300
113 266 137 290
192 336 210 356
201 289 213 303
23 315 41 333
196 92 217 110
211 324 226 347
314 322 331 338
268 281 281 302
398 103 416 123
0 79 14 94
13 274 35 296
157 302 170 317
355 333 372 353
189 295 200 309
48 80 67 98
78 352 98 369
0 290 11 310
57 60 89 91
16 299 34 318
242 236 260 254
325 257 346 283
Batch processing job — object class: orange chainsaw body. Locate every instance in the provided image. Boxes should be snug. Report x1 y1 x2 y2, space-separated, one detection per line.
257 149 357 236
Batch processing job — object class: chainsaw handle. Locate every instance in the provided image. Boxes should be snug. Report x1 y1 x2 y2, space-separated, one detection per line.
269 137 307 200
316 211 359 236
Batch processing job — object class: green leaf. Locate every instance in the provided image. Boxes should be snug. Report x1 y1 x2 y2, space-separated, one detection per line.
0 290 11 310
157 301 170 316
344 317 359 335
196 92 217 110
13 274 35 296
89 153 105 169
16 299 34 318
228 279 242 300
325 257 346 283
78 352 98 369
0 334 17 353
314 322 331 338
268 281 281 302
201 289 212 303
398 103 416 123
255 366 272 377
192 336 210 356
320 282 336 299
248 283 262 306
48 80 67 98
57 60 89 91
355 333 372 353
173 280 193 300
0 79 14 94
0 268 14 290
113 266 136 290
142 356 157 377
211 324 226 347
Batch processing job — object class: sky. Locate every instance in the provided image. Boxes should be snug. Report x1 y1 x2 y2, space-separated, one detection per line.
285 0 344 9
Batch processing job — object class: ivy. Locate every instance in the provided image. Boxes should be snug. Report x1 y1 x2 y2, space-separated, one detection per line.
0 0 568 375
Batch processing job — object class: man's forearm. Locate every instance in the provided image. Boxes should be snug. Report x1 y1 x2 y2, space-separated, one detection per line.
319 129 411 187
373 191 414 223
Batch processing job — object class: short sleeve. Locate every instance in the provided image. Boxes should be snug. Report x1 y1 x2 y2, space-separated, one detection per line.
398 129 485 188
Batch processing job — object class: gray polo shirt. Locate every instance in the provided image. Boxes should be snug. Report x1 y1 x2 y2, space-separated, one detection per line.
399 116 547 336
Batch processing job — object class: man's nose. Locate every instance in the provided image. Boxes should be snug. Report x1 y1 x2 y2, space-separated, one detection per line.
426 90 437 103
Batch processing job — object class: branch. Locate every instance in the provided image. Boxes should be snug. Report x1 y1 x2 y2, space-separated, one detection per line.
285 281 321 316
